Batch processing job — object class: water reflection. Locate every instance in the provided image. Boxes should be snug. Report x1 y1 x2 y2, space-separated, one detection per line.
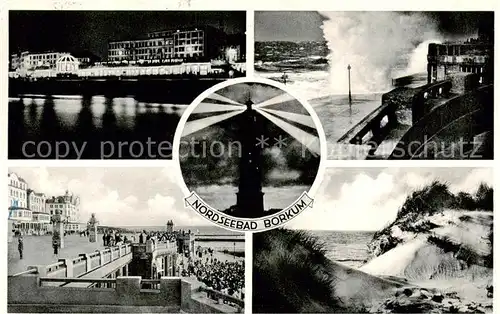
8 95 184 159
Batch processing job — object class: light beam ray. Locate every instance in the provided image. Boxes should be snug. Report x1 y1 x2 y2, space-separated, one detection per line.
253 93 296 109
193 103 247 114
260 107 316 129
182 110 245 137
206 93 244 106
256 108 320 155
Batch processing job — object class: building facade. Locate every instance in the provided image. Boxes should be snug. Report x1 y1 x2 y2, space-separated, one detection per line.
107 26 235 63
27 190 50 235
10 51 69 71
46 190 81 233
8 173 84 236
8 173 32 233
427 32 493 85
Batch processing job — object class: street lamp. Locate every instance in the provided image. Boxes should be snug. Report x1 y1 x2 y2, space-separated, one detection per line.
347 64 352 113
233 242 236 259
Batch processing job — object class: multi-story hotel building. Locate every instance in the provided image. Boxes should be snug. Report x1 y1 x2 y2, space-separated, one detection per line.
7 173 83 235
46 190 81 233
27 190 51 234
8 173 31 232
107 26 232 63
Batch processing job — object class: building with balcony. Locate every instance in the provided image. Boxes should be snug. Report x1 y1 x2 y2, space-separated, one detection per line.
107 26 234 63
8 173 32 234
8 172 28 209
46 190 81 233
7 173 85 238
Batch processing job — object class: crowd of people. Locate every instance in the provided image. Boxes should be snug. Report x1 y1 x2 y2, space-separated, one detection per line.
102 232 129 247
101 230 181 247
181 257 245 301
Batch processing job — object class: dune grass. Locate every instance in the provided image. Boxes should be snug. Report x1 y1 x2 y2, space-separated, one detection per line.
253 228 360 313
370 181 493 258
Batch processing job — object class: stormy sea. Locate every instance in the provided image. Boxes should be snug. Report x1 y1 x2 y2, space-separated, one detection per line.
255 40 428 159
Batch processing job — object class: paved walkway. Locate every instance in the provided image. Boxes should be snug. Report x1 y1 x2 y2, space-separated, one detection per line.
8 235 106 275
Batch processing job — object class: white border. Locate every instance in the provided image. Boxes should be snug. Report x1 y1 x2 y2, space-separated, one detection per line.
2 5 498 314
172 76 328 232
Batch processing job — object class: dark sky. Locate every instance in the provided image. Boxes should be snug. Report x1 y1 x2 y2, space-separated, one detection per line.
9 11 246 58
255 11 494 42
255 11 326 42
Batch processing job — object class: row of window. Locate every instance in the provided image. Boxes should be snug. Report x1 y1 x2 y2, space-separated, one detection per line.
28 54 60 60
148 31 174 38
108 32 204 49
109 48 175 56
109 52 202 60
175 39 203 45
48 203 77 209
10 210 32 218
9 180 27 190
10 189 26 199
433 44 491 56
29 196 44 204
174 31 204 39
109 40 174 50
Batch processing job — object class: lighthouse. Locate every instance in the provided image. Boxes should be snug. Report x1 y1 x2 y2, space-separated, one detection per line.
236 99 265 217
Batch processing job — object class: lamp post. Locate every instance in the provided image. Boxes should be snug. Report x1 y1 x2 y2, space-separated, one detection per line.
347 64 352 113
233 242 236 260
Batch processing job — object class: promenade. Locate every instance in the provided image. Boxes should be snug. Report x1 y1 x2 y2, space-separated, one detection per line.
8 235 105 275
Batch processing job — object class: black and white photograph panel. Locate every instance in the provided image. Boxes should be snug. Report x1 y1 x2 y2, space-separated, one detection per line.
255 11 494 160
8 11 246 159
176 79 323 228
253 167 493 313
7 168 245 313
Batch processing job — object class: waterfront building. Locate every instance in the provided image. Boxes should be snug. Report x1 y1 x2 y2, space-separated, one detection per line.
55 54 80 74
8 173 31 234
107 26 234 63
11 51 69 71
427 29 493 85
46 190 81 233
27 190 50 235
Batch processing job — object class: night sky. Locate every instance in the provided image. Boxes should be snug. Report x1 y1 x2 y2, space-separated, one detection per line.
9 11 246 58
255 11 494 42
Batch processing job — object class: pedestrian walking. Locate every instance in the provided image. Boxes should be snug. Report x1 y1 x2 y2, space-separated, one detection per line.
52 237 60 256
18 236 24 259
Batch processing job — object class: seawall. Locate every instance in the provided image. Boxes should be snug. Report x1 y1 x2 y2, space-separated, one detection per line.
9 77 231 104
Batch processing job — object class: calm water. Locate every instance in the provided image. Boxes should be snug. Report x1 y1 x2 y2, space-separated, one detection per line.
309 230 374 268
8 96 186 159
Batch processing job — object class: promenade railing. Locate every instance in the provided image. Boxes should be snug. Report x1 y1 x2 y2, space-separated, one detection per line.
10 243 132 280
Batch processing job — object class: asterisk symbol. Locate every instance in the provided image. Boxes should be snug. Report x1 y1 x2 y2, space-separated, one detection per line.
274 135 287 148
255 135 269 148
